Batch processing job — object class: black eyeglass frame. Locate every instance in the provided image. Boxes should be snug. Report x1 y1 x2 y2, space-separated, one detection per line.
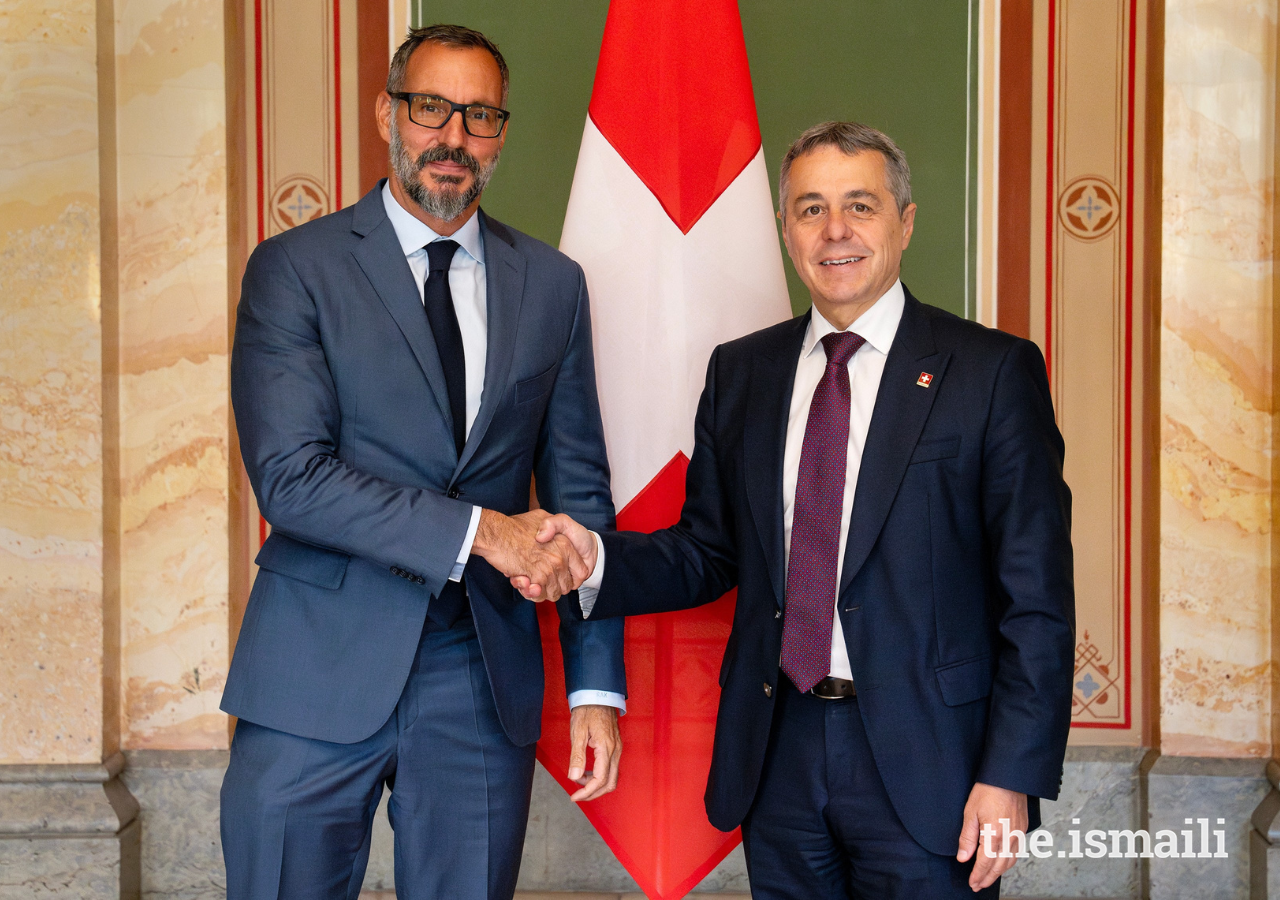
388 92 511 138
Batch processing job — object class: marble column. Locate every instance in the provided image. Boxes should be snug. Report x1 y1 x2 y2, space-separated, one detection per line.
0 1 140 895
1160 2 1277 898
1160 0 1275 763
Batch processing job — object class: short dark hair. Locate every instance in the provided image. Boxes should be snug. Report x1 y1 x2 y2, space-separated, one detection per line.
387 24 509 105
778 121 912 215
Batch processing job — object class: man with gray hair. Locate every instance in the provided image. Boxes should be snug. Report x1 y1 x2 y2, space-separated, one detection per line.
530 121 1075 897
222 24 626 899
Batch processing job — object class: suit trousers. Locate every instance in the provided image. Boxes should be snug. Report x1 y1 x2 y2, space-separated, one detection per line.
220 615 537 900
740 680 999 900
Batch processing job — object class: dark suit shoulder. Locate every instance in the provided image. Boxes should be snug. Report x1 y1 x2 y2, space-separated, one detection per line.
259 203 361 255
713 313 809 366
913 296 1040 362
481 211 583 280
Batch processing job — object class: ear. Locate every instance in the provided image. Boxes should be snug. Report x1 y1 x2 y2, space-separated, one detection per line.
376 92 393 145
778 208 793 255
899 202 917 250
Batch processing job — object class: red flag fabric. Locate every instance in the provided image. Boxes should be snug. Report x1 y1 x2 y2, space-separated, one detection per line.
537 2 791 897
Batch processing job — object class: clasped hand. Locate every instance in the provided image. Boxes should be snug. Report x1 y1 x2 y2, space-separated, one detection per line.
472 509 596 602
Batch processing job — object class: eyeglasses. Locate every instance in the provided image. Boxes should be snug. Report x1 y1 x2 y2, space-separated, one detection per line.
389 92 510 138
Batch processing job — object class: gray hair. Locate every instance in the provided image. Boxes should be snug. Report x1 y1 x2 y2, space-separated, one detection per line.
387 24 509 106
778 121 912 215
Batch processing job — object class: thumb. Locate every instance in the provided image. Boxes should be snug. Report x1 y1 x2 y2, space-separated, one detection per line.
956 808 979 862
536 515 562 543
568 714 588 782
568 739 587 783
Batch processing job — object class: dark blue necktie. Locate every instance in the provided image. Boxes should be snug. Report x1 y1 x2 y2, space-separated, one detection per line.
424 239 467 457
423 239 468 629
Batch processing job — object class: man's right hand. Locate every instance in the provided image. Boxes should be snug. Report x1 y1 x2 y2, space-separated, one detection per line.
508 514 598 601
471 509 589 602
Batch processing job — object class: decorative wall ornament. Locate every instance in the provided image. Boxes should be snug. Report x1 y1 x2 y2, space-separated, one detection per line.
270 175 331 231
1058 175 1121 242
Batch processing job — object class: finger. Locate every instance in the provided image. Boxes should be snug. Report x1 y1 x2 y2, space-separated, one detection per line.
512 579 546 601
605 742 621 793
579 730 616 800
554 535 589 585
956 809 978 862
968 825 997 890
570 765 608 802
601 733 621 794
530 560 562 603
973 856 1006 891
547 547 575 598
993 852 1017 879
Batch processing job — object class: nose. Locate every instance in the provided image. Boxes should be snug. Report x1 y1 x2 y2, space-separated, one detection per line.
437 108 468 147
822 208 854 242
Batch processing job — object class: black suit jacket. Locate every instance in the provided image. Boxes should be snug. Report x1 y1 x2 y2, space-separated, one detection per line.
578 289 1074 856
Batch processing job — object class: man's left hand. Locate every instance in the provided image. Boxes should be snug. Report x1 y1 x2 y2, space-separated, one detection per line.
956 782 1028 891
566 704 621 802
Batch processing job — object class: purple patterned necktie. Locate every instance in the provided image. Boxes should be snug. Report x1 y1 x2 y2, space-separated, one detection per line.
781 330 866 693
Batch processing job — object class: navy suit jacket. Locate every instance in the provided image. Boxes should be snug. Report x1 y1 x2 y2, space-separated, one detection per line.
225 183 625 747
580 290 1074 856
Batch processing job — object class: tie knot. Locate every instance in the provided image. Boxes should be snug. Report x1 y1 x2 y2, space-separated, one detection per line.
426 239 460 274
821 331 866 367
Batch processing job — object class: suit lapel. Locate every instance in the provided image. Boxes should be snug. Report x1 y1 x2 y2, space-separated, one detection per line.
454 212 525 478
839 290 950 596
350 187 454 437
744 314 809 607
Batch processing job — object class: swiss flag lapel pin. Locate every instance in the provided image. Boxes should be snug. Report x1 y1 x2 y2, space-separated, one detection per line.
917 372 933 388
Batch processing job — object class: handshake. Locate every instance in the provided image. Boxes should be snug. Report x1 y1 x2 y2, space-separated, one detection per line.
472 508 597 602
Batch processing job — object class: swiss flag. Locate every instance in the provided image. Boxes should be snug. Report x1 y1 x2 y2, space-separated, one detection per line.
535 2 791 897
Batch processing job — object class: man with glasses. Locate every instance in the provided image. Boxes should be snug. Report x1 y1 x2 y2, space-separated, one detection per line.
221 24 626 900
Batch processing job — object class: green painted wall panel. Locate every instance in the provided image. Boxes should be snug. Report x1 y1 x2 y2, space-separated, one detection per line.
411 1 975 318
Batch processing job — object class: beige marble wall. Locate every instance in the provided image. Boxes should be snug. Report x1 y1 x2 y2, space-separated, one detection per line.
113 0 230 749
0 1 106 764
1160 0 1276 757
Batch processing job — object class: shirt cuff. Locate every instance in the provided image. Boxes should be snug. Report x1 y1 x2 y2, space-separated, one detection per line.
450 505 482 582
567 689 626 714
577 531 605 617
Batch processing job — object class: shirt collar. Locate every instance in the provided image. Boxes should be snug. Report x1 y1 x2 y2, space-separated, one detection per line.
381 181 485 266
802 279 905 360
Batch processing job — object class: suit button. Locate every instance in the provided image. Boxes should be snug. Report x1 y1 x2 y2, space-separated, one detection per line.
763 683 773 697
391 566 402 576
447 488 461 499
415 576 425 585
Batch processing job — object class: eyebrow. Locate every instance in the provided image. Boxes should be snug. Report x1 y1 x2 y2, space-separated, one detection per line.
407 91 500 107
792 189 881 205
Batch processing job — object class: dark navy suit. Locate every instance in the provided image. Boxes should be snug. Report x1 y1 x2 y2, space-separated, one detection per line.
222 183 625 899
577 291 1074 896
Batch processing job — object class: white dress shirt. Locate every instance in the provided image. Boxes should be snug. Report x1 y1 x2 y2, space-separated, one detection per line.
383 185 623 712
582 281 906 685
782 281 904 680
382 184 486 579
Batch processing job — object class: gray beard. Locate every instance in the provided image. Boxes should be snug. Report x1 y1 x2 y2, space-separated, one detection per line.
390 119 499 222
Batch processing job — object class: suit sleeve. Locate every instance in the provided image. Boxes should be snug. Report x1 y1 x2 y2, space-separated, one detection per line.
533 265 626 697
974 339 1076 801
578 347 740 621
231 238 474 596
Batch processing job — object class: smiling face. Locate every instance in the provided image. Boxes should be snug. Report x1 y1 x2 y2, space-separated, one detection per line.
376 42 507 234
780 145 916 330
